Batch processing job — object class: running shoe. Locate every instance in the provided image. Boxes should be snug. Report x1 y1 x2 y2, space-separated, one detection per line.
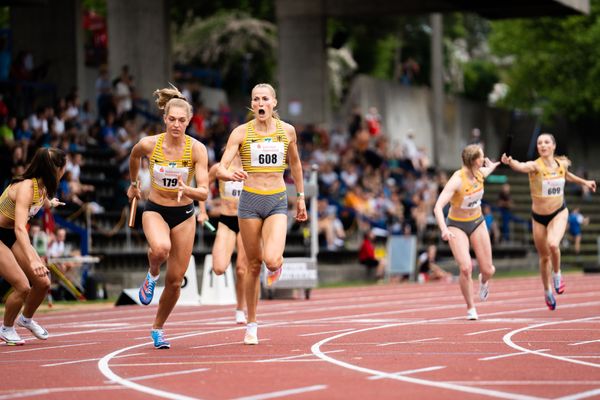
0 326 25 346
16 315 49 340
151 329 170 349
553 273 565 295
139 272 156 305
244 333 258 345
235 310 247 325
478 274 489 302
244 323 258 345
266 267 282 287
466 308 478 321
545 292 557 311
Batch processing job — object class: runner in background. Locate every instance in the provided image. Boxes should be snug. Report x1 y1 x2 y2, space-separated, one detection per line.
501 133 596 310
198 153 248 324
434 144 499 320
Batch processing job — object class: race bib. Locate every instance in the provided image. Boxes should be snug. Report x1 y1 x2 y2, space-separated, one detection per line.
542 177 564 197
250 141 284 167
153 163 189 190
460 189 483 209
223 180 243 199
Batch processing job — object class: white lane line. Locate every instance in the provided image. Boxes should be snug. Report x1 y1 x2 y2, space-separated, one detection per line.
98 297 600 400
309 305 579 400
503 316 600 369
465 328 511 336
569 339 600 346
377 337 441 347
298 328 354 337
479 349 549 361
43 352 145 367
568 356 600 359
231 384 327 400
128 368 209 382
555 388 600 400
0 385 124 400
445 381 600 386
368 366 446 380
7 342 98 353
77 323 131 328
256 350 345 363
189 339 271 349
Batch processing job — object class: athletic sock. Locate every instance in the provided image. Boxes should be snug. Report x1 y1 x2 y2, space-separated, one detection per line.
20 316 31 324
246 322 257 336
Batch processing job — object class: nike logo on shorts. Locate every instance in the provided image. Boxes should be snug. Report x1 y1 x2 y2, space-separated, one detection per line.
186 209 193 214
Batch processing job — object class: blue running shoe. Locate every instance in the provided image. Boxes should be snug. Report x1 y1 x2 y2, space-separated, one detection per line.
151 329 170 349
139 272 156 305
545 292 556 311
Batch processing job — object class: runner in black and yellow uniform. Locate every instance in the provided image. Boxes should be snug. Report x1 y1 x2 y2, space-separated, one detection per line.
0 147 66 345
502 133 596 310
127 85 209 349
198 153 248 324
216 83 307 345
434 144 500 321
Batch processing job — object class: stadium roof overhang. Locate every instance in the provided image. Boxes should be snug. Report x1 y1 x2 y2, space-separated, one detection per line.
319 0 589 19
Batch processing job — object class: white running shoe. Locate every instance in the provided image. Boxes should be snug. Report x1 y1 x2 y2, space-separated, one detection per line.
235 310 247 324
244 333 258 345
0 326 25 345
17 315 49 340
479 274 489 302
244 323 258 345
467 308 478 320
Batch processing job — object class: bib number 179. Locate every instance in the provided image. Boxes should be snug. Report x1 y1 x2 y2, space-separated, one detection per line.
162 178 178 187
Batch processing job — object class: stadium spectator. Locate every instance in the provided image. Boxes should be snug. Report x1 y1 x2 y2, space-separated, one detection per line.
568 207 589 255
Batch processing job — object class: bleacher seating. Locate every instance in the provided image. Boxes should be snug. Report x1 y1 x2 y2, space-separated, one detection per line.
58 150 600 294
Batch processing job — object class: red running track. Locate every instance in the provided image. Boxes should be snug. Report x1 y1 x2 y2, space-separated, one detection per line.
1 273 600 400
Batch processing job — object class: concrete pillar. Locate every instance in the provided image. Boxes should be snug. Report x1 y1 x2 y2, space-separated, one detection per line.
11 0 84 105
430 13 443 166
106 0 170 108
276 0 328 125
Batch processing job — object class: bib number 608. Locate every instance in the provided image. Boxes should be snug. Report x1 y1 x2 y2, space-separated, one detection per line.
258 154 278 164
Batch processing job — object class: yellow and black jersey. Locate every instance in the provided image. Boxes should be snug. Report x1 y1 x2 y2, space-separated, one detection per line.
529 157 566 199
450 168 484 211
239 119 289 173
149 133 195 192
0 177 45 220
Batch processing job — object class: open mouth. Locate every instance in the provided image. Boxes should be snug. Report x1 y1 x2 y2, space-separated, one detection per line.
258 109 265 116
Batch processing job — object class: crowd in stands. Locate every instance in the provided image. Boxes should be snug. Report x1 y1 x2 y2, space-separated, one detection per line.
0 58 461 260
0 60 593 284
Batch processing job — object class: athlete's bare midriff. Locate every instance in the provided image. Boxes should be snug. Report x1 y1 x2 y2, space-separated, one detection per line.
243 171 286 192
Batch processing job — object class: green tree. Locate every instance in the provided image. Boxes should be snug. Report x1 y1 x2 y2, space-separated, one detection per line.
173 11 277 96
462 59 498 102
489 2 600 120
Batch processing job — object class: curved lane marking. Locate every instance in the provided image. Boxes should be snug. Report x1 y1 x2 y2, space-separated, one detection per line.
503 316 600 369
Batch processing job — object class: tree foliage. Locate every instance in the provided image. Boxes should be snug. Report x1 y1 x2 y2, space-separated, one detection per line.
173 11 277 95
489 1 600 120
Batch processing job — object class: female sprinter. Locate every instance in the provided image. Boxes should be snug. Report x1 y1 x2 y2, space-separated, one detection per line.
0 147 66 345
434 144 499 320
127 85 209 349
216 83 307 344
198 153 248 324
501 133 596 310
